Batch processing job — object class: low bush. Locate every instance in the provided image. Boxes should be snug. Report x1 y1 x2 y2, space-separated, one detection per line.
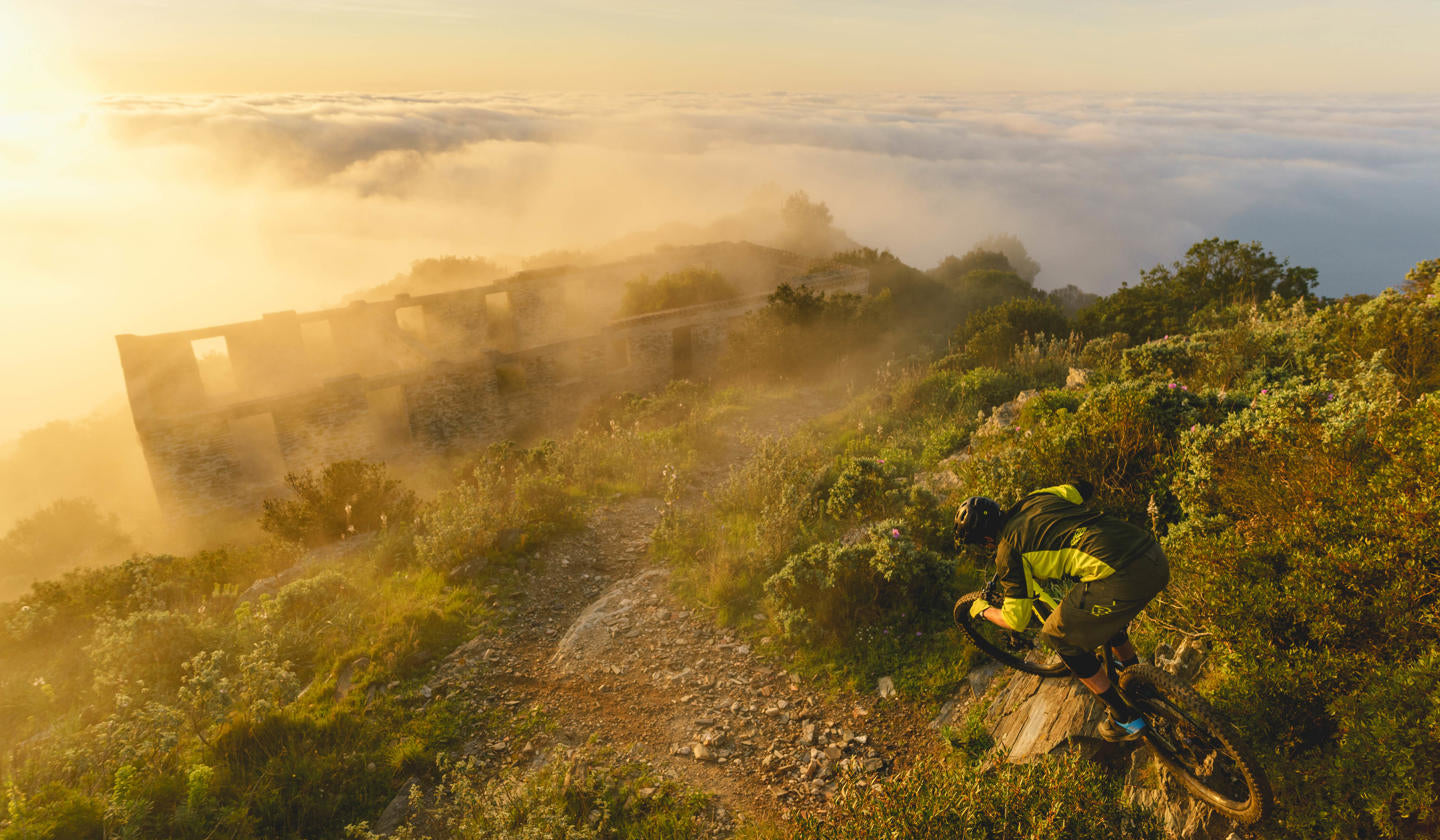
353 747 713 840
618 269 739 317
261 461 417 547
765 521 956 648
953 298 1068 367
778 752 1161 840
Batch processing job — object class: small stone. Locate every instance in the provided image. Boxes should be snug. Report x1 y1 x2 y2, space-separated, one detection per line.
693 744 715 761
824 745 843 761
877 676 897 699
864 757 885 773
801 723 817 745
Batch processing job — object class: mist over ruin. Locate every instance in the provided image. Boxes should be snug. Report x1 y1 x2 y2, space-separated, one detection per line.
116 244 867 525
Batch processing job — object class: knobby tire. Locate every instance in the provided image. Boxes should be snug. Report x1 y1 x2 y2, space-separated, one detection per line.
1119 663 1272 826
953 591 1069 678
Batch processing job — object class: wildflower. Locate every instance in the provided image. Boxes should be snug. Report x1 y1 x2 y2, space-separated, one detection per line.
1327 393 1336 401
1168 383 1177 389
1181 385 1188 391
1260 389 1269 395
1190 424 1199 432
877 458 886 465
915 631 923 636
890 528 901 538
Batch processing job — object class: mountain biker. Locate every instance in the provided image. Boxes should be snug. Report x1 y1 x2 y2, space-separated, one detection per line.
955 481 1170 742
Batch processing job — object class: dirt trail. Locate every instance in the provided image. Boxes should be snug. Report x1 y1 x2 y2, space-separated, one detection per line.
422 387 947 833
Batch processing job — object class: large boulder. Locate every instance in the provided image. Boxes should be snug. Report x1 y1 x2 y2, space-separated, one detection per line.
550 569 669 675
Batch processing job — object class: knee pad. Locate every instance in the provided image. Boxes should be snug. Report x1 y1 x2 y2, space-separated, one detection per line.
1060 650 1101 679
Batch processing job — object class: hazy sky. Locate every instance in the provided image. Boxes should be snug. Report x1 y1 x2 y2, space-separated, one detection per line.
6 1 1440 95
1 2 1439 445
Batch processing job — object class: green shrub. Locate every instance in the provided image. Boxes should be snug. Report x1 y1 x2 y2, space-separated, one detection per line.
0 498 136 602
782 752 1161 840
929 248 1014 281
1318 286 1440 397
825 457 906 522
765 521 955 648
900 365 1024 420
1076 238 1317 342
954 298 1068 367
355 748 712 840
618 269 739 317
261 461 417 547
0 783 104 840
1077 331 1131 375
954 381 1243 522
1160 371 1440 838
721 283 887 379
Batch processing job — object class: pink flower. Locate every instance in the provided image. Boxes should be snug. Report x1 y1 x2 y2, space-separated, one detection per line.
1260 389 1270 395
877 459 886 464
890 528 901 538
1168 383 1177 389
1190 424 1199 432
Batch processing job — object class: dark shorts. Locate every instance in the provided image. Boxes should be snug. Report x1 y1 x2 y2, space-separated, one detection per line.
1039 542 1170 657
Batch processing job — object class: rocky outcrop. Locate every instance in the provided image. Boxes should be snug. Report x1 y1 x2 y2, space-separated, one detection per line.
986 671 1110 761
550 568 671 675
948 638 1236 840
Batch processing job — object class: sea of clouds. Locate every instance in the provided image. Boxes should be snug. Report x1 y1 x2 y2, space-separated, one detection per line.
96 91 1440 293
2 91 1438 439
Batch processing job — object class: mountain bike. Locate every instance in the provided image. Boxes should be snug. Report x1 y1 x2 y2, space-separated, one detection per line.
953 575 1272 827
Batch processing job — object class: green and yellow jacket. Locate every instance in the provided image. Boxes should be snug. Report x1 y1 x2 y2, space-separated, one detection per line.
994 482 1156 629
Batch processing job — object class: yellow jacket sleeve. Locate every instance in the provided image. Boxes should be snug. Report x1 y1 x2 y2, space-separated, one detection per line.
1000 596 1033 630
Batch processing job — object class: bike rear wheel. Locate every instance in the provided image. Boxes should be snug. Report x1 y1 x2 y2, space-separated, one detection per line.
1119 663 1271 826
953 592 1068 678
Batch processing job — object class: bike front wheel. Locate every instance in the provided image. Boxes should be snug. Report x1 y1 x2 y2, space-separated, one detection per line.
1119 663 1272 826
953 592 1068 678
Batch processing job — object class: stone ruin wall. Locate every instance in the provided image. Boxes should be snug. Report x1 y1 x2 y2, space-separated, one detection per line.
117 266 869 524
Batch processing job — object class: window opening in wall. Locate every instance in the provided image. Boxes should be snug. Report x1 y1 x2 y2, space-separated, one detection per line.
228 412 287 487
192 336 239 398
485 291 517 349
395 305 426 340
672 325 694 379
610 336 631 370
301 319 341 377
367 385 413 450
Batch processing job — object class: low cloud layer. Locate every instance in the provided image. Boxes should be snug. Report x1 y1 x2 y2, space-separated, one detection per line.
2 91 1438 443
98 91 1440 291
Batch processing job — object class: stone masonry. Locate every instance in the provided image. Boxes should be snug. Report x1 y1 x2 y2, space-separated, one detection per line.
116 260 868 525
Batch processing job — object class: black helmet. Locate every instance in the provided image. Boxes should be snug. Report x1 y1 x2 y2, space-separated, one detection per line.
954 496 1002 545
